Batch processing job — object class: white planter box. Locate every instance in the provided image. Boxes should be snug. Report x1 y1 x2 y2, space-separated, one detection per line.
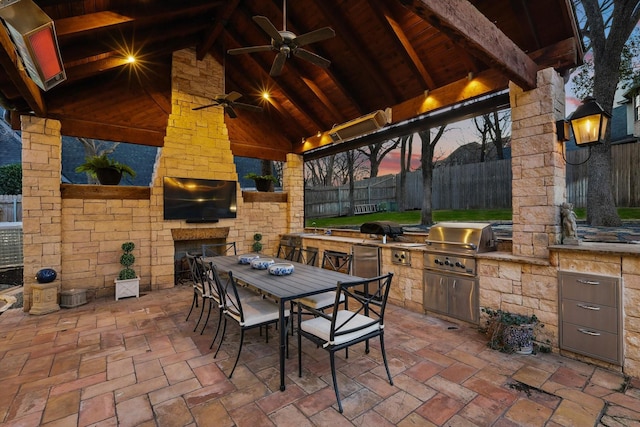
115 277 139 300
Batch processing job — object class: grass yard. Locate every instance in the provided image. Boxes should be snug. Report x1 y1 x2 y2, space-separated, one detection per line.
306 207 640 228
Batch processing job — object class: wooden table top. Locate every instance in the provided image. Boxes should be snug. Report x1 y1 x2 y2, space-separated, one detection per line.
206 255 361 302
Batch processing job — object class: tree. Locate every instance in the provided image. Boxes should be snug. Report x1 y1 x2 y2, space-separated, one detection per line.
472 110 510 161
304 155 336 186
570 0 640 226
420 125 447 226
398 135 413 211
356 139 400 178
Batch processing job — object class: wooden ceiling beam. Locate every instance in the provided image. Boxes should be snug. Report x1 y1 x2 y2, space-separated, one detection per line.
54 2 219 37
197 0 241 60
529 37 580 73
371 0 436 90
399 0 538 90
301 76 343 124
0 25 46 116
51 116 165 147
312 1 400 107
286 2 367 119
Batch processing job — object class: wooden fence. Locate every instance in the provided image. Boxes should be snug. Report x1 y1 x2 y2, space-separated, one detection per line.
305 143 640 217
0 195 21 222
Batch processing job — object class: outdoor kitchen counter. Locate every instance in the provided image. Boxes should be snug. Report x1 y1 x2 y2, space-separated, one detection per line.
299 233 429 249
549 241 640 256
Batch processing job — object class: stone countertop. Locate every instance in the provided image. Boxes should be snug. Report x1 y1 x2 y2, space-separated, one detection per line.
549 241 640 256
300 233 429 249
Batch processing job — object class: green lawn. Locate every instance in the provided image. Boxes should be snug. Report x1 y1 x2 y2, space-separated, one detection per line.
305 207 640 228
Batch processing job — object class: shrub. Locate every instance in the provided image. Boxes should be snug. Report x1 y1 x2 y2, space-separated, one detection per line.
0 163 22 195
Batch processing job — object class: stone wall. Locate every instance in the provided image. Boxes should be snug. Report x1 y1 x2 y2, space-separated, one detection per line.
21 48 302 304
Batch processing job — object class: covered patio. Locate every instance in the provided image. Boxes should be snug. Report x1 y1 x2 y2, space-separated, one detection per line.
1 287 639 425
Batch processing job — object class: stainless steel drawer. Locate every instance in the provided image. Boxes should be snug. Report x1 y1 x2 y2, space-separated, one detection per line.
562 298 618 334
561 322 620 364
559 272 619 307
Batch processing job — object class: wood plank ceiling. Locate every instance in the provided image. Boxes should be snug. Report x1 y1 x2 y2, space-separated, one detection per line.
0 0 582 161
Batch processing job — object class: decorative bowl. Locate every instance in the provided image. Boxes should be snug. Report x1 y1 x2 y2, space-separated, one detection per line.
238 254 260 264
268 263 295 276
251 258 275 270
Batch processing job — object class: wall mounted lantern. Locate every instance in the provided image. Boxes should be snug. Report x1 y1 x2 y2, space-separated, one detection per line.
567 96 611 146
556 96 611 165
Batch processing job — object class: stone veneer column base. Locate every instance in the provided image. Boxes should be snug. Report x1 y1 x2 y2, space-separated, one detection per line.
29 282 60 315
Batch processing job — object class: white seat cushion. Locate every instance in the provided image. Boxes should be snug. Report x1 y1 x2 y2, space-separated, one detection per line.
228 298 290 327
297 291 344 309
300 310 380 346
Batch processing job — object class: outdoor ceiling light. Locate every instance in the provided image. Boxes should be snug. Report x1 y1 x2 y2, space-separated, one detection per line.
567 96 610 146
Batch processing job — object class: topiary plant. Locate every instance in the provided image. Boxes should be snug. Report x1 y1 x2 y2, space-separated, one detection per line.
118 241 137 280
252 233 263 253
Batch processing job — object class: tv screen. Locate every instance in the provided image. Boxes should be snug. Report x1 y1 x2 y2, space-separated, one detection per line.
163 177 237 221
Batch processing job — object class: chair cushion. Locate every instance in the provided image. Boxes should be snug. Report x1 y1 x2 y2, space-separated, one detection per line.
297 291 344 309
301 310 380 346
229 298 290 327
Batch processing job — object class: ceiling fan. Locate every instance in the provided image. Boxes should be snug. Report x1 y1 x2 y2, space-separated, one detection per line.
227 0 335 76
192 91 262 118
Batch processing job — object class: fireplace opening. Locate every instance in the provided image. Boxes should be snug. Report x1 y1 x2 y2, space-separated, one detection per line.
174 238 225 285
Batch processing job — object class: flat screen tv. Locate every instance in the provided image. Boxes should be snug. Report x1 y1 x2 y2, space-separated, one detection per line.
163 176 237 222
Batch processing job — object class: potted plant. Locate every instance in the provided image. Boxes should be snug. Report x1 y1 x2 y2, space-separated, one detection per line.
244 172 278 192
75 154 136 185
481 308 545 354
114 241 139 300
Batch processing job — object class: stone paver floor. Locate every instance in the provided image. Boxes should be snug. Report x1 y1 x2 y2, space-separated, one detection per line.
1 286 639 426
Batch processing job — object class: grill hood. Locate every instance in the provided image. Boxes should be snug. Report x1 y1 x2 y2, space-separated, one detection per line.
426 222 497 254
360 221 404 238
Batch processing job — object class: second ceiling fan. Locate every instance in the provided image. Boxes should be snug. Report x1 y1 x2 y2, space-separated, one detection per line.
192 92 262 118
227 0 335 76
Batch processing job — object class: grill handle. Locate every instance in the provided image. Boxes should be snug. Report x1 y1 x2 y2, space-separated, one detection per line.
425 240 477 250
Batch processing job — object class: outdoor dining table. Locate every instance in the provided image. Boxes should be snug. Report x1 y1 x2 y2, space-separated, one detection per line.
207 254 364 391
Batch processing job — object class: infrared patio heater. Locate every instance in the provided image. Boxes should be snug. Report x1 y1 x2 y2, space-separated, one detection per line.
0 0 66 91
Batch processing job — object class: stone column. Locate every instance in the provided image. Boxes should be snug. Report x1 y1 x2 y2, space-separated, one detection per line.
284 153 304 233
21 116 63 312
510 68 567 258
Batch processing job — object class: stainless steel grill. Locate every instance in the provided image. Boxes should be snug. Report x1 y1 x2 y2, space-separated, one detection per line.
423 222 497 324
424 222 497 276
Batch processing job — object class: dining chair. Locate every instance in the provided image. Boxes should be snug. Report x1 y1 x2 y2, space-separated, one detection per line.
202 242 237 257
295 247 319 266
185 252 208 332
204 261 264 345
276 243 298 261
297 272 394 413
197 259 224 338
322 250 352 274
294 249 352 314
214 270 290 378
292 249 351 329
